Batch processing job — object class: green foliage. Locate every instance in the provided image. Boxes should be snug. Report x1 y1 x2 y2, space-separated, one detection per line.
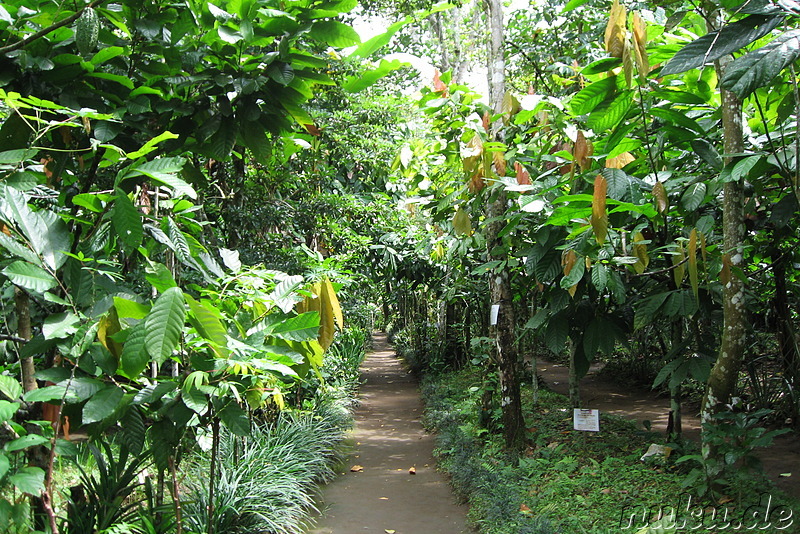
183 402 351 534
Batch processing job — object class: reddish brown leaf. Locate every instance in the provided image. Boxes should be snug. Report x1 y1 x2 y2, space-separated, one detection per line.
494 151 507 177
604 0 627 58
606 151 635 169
515 161 531 185
652 181 668 214
303 123 322 136
433 70 448 96
591 175 608 245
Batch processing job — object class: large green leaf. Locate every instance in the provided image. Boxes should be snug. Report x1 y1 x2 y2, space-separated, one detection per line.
721 29 800 97
0 375 22 401
186 295 229 358
0 231 42 266
681 183 707 211
122 158 196 199
587 91 633 132
42 312 80 340
2 261 58 292
269 275 304 313
545 312 569 354
9 466 45 496
310 20 360 47
570 76 618 115
0 401 19 424
5 434 49 452
82 385 124 424
270 312 320 342
344 59 410 93
1 186 70 270
120 320 149 379
661 14 783 75
112 190 143 250
217 401 250 436
145 287 186 364
650 107 705 134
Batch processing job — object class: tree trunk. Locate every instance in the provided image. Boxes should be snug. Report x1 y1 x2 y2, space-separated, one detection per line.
15 288 36 393
701 55 747 460
485 0 525 452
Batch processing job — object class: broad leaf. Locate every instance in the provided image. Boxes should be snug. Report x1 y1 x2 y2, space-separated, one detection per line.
661 14 783 75
0 375 22 401
344 59 410 93
42 312 80 340
2 261 58 292
120 320 148 379
220 248 242 272
112 190 143 250
5 434 49 452
570 76 618 115
186 295 229 358
271 312 320 342
145 287 186 364
681 183 707 211
545 313 569 354
310 20 360 47
587 91 632 132
82 385 124 424
0 401 19 424
9 466 45 496
218 401 250 436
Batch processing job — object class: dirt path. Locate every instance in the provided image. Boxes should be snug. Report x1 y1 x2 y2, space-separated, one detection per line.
537 359 800 499
307 334 470 534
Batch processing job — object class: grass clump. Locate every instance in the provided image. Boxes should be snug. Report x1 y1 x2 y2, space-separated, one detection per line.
421 365 800 534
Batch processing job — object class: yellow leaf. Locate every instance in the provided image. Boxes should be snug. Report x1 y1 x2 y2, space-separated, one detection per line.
632 12 649 81
622 37 633 88
501 91 521 120
493 150 507 176
591 175 608 245
652 181 668 214
320 276 344 331
632 232 649 274
604 0 627 58
453 208 472 236
606 151 635 169
573 130 591 172
98 307 123 359
720 254 732 285
688 228 698 297
562 249 579 298
673 241 686 288
350 465 364 472
296 278 343 351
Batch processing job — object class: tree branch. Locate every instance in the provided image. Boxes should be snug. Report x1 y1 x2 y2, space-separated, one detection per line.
0 0 107 55
0 334 28 344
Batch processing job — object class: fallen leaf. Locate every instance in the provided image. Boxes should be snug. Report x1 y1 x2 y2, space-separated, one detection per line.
520 504 532 514
379 497 389 500
780 473 792 477
601 488 612 494
408 467 416 475
385 530 396 534
350 465 364 472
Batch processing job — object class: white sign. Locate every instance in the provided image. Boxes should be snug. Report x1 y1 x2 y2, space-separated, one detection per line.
490 304 500 326
573 409 600 432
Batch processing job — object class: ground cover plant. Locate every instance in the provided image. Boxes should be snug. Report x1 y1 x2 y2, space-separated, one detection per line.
421 363 800 534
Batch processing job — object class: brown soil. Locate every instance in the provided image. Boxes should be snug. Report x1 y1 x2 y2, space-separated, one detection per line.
537 358 800 499
307 333 470 534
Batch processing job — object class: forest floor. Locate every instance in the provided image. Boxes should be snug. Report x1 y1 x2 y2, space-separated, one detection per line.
536 358 800 499
307 333 470 534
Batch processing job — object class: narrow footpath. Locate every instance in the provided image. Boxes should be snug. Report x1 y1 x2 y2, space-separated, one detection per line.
308 333 470 534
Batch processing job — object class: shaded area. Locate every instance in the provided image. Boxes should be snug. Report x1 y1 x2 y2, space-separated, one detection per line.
308 334 470 534
538 359 800 498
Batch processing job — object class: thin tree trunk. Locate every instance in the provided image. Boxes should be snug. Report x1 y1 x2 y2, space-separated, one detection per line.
484 0 524 451
568 340 581 409
701 54 747 461
15 288 36 393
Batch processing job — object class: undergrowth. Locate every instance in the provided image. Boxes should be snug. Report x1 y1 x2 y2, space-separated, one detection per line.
421 365 800 534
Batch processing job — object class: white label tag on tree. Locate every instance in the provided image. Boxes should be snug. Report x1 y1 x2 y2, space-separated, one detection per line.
490 304 500 325
573 409 600 432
